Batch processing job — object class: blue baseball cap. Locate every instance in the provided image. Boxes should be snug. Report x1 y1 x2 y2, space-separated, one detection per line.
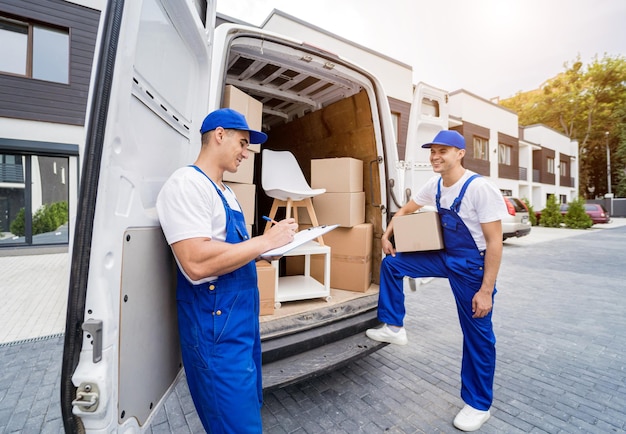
200 108 268 144
421 130 465 150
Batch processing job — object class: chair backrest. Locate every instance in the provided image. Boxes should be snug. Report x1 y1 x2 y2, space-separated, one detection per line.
261 149 313 193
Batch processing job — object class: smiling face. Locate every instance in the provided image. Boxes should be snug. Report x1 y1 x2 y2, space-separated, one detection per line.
429 144 465 175
220 128 250 173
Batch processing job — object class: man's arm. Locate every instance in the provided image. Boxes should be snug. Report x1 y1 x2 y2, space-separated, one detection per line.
172 218 297 281
472 219 503 318
381 199 423 257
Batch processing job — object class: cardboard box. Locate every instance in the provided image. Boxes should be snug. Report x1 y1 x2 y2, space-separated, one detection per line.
309 223 373 292
313 192 365 227
393 211 444 252
224 182 255 225
223 85 263 152
223 152 255 184
311 157 363 192
256 260 276 316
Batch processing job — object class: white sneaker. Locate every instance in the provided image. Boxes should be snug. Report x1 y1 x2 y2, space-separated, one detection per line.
365 324 408 345
453 404 490 431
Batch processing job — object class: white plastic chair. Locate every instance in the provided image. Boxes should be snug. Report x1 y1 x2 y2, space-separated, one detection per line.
261 149 326 242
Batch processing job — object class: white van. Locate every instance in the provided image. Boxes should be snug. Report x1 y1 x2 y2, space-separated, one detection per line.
60 0 449 431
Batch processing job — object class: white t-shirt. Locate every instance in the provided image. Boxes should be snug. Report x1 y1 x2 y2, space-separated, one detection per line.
156 166 242 283
412 170 508 250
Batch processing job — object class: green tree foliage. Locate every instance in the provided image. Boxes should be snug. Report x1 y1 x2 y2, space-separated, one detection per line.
8 201 69 237
539 195 562 228
522 197 537 226
563 197 593 229
500 54 626 198
9 208 26 237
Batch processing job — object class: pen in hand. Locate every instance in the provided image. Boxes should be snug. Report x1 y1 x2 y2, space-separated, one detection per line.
262 215 279 226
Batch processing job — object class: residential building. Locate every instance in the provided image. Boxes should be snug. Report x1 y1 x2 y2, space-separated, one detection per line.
446 89 578 209
0 0 100 249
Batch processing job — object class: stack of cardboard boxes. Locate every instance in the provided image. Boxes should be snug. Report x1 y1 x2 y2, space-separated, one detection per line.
292 157 374 293
222 85 275 315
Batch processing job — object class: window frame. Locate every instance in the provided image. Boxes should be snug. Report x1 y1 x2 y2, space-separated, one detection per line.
498 143 512 165
0 14 70 84
547 156 555 174
473 136 489 161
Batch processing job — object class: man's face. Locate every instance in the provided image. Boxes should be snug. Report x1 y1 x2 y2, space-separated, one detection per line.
221 128 250 173
429 144 464 173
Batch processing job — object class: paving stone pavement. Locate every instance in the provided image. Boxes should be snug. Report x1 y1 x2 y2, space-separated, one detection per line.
1 224 625 433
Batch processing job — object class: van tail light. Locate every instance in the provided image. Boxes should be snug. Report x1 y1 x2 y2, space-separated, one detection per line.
505 198 516 216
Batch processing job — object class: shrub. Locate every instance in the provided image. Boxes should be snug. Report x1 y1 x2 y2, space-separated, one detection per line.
8 201 69 237
539 195 563 228
563 197 593 229
9 208 26 237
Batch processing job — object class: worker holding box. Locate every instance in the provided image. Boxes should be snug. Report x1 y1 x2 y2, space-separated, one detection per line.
366 130 508 432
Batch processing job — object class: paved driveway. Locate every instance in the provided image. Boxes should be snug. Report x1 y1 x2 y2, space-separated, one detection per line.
1 223 625 433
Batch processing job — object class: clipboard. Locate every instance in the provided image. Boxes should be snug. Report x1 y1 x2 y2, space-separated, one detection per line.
261 224 339 259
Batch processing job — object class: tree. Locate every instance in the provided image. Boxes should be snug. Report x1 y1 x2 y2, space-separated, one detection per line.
500 54 626 198
539 195 562 228
563 197 593 229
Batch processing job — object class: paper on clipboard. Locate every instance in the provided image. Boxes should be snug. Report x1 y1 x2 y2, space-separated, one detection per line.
261 224 339 259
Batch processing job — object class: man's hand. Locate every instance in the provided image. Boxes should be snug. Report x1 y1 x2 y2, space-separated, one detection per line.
263 217 298 249
472 289 493 318
381 237 396 257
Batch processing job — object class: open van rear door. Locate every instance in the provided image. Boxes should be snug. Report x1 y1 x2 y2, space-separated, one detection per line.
60 0 214 432
401 82 450 202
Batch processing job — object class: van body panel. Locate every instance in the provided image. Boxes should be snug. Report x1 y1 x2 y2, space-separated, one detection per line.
62 0 212 431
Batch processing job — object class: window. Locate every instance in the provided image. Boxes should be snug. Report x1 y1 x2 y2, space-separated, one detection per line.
0 16 69 84
560 161 568 176
0 154 69 246
547 157 555 174
473 137 489 161
498 143 512 165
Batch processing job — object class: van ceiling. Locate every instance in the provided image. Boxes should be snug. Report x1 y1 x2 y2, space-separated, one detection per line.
225 43 363 130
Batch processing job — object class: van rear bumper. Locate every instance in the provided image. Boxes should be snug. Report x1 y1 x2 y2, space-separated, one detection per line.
261 294 384 390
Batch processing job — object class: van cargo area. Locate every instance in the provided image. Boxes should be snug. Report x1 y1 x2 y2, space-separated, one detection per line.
216 30 390 389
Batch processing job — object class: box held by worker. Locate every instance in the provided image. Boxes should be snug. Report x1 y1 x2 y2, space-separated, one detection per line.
393 211 444 252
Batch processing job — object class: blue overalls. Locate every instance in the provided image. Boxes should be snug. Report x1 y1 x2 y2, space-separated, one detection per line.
175 166 262 433
377 174 496 410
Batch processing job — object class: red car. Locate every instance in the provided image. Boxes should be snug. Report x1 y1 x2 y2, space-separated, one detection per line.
536 203 611 225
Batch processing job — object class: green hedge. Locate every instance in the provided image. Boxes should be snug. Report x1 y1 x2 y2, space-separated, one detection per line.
9 201 68 237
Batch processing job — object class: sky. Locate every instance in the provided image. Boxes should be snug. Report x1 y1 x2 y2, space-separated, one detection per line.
216 0 626 100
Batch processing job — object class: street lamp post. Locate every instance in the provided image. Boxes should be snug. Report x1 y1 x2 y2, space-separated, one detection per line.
605 131 612 195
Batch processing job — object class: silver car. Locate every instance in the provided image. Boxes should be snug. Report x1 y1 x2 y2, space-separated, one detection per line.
502 197 532 240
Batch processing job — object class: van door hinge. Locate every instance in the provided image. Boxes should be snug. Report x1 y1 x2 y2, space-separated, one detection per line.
72 382 100 412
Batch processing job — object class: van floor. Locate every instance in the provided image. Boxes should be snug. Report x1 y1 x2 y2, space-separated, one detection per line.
259 284 379 322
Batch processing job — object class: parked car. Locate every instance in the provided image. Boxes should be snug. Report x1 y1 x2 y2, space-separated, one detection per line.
502 197 532 240
535 203 611 225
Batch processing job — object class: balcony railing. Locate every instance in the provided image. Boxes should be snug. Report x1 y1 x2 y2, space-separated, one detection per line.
518 166 527 181
0 163 24 183
533 169 540 183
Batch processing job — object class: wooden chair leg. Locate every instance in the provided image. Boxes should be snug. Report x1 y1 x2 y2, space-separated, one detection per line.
304 198 324 245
